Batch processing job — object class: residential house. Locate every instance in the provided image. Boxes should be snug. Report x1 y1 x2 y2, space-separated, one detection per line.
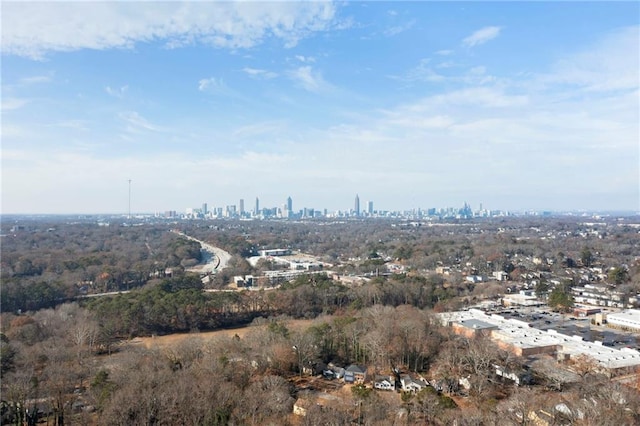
400 375 428 392
322 369 336 380
302 362 327 376
373 375 395 391
494 364 533 386
493 271 509 281
571 284 630 308
344 364 367 384
465 275 483 283
327 363 345 379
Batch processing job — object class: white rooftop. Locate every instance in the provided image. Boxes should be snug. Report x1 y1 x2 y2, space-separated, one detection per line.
606 309 640 328
438 309 640 370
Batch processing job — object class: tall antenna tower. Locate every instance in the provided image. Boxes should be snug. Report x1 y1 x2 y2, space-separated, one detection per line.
128 179 132 219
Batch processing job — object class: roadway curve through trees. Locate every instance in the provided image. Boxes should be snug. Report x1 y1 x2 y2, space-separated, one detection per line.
175 231 232 274
79 235 232 300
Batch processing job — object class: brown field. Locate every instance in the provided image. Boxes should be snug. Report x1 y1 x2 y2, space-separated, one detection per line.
130 318 316 349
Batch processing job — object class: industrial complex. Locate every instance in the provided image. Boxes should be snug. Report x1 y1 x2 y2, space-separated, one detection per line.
438 309 640 376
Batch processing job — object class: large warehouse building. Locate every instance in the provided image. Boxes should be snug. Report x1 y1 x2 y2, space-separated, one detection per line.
438 309 640 374
606 309 640 331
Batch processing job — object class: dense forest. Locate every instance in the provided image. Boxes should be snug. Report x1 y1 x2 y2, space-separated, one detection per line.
1 216 639 425
1 223 202 313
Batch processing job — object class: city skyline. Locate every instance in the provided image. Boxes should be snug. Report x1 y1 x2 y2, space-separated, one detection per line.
2 2 638 214
140 193 638 220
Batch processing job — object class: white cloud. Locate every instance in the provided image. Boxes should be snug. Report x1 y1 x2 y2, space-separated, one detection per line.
462 66 496 85
198 76 251 102
295 55 316 63
288 66 332 93
105 85 129 98
118 111 163 133
0 124 30 140
435 49 454 56
384 114 455 130
51 120 90 132
232 121 286 138
242 67 278 79
540 26 639 92
1 2 342 59
393 59 446 83
395 60 498 85
462 26 502 47
3 70 637 212
1 149 299 213
19 75 51 84
431 87 529 108
1 21 637 213
1 98 29 111
436 61 455 69
384 19 416 37
198 77 227 93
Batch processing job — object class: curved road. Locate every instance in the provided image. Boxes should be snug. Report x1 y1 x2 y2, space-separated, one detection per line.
174 231 232 274
77 233 232 300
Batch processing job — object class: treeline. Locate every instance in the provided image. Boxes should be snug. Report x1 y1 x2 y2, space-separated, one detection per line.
279 273 460 317
78 273 464 341
1 224 202 313
86 275 262 338
1 269 464 344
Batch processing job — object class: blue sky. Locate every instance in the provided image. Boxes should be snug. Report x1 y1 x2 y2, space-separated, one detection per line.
2 1 639 214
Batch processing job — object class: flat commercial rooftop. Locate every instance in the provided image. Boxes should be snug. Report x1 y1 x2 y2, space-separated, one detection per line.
439 309 640 370
607 309 640 330
455 318 497 330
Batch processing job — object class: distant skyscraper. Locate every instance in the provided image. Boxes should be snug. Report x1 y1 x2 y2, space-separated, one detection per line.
367 201 373 215
354 194 360 216
255 197 259 215
287 196 293 212
226 205 236 217
202 203 208 215
239 199 245 214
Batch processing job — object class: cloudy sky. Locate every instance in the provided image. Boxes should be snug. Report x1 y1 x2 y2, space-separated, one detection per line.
2 1 638 214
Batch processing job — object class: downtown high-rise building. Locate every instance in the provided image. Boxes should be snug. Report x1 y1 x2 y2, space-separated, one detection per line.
367 201 373 215
239 199 245 214
354 194 360 216
254 197 259 215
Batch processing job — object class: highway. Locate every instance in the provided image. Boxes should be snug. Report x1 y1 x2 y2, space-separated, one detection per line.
172 231 232 274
